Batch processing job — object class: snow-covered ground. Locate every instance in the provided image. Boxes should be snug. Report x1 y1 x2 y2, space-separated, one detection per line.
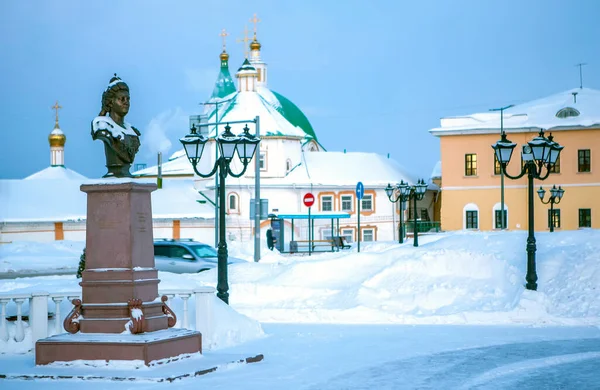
1 230 599 388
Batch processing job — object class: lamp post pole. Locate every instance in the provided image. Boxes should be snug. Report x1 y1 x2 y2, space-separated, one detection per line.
181 119 260 304
490 104 514 229
201 97 234 247
492 131 563 291
385 181 412 244
410 179 427 248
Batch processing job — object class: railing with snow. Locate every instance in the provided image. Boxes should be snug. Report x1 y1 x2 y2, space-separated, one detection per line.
0 287 216 352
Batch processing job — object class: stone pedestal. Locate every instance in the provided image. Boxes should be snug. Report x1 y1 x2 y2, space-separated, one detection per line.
35 182 202 365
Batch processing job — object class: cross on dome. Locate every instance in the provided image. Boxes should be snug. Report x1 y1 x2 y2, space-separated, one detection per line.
52 100 62 128
220 28 229 51
237 25 251 58
250 13 261 36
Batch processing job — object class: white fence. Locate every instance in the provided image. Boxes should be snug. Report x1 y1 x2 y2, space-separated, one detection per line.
0 287 216 353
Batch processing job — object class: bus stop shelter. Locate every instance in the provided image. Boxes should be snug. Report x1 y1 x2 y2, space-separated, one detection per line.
268 212 351 254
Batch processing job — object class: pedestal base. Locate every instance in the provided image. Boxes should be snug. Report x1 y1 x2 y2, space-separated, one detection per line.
36 328 202 366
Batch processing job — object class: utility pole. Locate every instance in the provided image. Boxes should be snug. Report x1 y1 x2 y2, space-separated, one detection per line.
576 63 587 89
490 104 514 230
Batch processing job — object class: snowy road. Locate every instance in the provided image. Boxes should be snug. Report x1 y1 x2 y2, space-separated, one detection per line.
3 324 599 389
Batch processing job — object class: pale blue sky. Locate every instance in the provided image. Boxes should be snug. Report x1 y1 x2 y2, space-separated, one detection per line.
1 0 599 179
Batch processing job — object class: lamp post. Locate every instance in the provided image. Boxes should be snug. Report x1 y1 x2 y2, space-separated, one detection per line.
408 179 428 247
537 185 565 233
385 180 411 244
180 121 260 304
492 130 564 290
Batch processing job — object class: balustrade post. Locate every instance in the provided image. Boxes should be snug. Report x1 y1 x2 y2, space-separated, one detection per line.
30 292 49 343
180 293 191 329
194 287 215 343
51 296 65 335
0 298 10 342
13 298 26 342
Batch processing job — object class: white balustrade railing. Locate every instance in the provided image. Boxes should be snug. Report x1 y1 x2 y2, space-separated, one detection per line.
0 287 216 353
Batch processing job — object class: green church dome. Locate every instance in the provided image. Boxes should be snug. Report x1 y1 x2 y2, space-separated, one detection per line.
270 90 318 141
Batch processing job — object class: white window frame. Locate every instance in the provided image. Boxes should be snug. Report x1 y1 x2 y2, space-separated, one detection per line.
341 229 354 243
341 195 353 212
259 152 267 171
361 194 373 211
463 203 479 230
321 195 333 212
492 202 509 230
362 228 374 242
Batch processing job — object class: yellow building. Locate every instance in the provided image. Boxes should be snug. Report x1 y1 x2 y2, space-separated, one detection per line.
430 87 600 232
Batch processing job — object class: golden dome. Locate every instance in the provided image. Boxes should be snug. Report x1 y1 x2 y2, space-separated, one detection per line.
49 127 66 147
250 38 261 51
220 51 229 61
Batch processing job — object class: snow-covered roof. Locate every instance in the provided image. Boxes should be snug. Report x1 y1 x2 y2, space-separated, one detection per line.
430 87 600 135
0 179 214 223
24 166 87 180
205 89 308 139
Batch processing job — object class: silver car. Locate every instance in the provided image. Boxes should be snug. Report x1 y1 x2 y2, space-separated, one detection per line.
154 239 244 273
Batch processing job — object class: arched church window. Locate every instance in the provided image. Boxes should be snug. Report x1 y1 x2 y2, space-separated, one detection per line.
228 193 239 213
555 107 580 119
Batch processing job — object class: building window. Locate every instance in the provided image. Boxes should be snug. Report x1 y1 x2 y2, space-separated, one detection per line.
556 107 580 118
494 154 501 175
286 159 292 173
578 149 591 172
548 209 561 229
341 195 353 212
321 196 333 211
361 194 373 211
362 229 374 242
579 209 591 228
465 154 477 176
550 155 561 173
494 210 507 229
259 152 266 170
466 210 478 229
341 229 354 243
228 193 239 213
420 208 430 222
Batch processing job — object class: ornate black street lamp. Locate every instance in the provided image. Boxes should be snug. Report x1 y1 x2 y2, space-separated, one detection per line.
537 185 565 233
408 179 428 247
180 123 260 304
492 130 563 290
385 180 411 244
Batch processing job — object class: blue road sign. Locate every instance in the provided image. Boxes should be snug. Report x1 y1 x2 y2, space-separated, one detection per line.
356 181 364 200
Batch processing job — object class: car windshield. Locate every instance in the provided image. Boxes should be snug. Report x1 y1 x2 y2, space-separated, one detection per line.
189 244 218 258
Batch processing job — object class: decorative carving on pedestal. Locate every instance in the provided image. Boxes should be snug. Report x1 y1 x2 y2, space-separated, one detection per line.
161 295 177 328
63 299 82 334
127 298 145 334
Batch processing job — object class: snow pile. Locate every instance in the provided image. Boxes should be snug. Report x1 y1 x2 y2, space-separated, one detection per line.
1 230 599 338
0 240 84 274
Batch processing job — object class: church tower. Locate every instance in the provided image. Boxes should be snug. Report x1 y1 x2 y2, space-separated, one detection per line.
236 59 258 92
48 101 66 167
248 13 268 88
210 29 236 100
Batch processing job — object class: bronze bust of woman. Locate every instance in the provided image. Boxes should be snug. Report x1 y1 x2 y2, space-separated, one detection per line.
91 74 141 178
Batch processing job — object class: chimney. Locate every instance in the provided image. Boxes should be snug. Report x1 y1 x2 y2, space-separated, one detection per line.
157 152 163 189
572 92 578 103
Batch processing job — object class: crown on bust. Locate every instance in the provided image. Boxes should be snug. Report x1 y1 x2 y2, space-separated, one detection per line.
109 73 121 84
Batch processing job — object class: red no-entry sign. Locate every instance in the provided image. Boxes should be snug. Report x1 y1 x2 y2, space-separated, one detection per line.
303 193 315 207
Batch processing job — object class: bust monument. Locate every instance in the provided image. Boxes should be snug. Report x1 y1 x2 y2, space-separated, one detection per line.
91 74 141 178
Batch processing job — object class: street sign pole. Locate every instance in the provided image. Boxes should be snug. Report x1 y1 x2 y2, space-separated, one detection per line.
356 182 364 253
308 207 312 256
357 198 361 253
303 193 315 256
